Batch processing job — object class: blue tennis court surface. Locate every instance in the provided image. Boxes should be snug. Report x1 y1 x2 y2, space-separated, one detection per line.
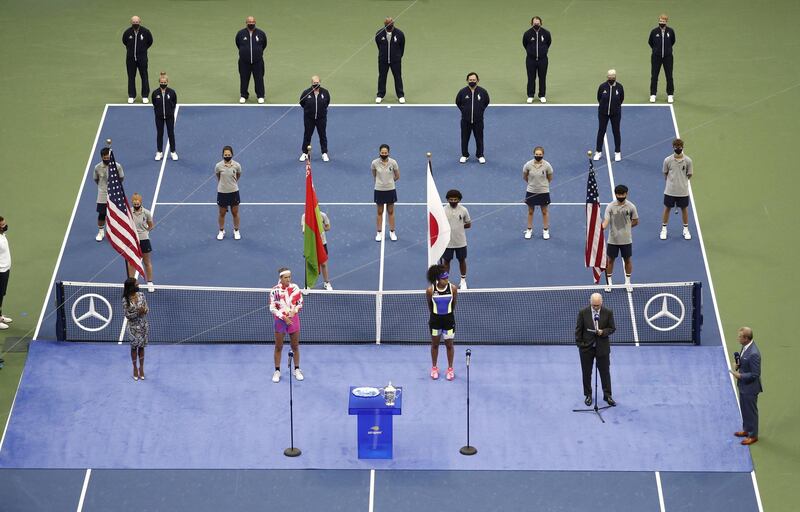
1 105 761 510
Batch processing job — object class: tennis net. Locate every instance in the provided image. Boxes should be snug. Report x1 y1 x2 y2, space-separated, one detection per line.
55 280 702 345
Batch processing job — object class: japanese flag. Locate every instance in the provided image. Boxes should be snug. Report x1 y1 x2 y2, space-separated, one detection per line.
427 159 451 266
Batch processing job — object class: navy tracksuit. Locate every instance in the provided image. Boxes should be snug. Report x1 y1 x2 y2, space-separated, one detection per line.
596 81 624 153
522 26 552 98
122 26 153 98
648 25 676 95
235 27 268 99
375 27 405 98
151 87 177 152
300 86 331 154
456 86 490 158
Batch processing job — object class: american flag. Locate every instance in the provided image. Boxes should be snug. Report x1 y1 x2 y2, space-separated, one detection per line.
585 158 607 283
105 149 145 278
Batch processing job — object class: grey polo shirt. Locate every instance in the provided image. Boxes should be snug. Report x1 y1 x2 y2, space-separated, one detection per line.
215 160 242 193
523 159 553 193
445 204 471 249
604 200 638 245
663 154 693 197
94 162 125 203
301 211 331 245
371 158 400 191
132 207 153 240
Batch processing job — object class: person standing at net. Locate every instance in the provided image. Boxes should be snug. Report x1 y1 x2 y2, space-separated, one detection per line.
93 148 125 242
426 264 458 381
731 327 762 445
122 15 153 104
215 145 242 241
372 144 400 242
301 210 332 290
523 145 553 240
442 190 471 290
660 138 693 240
375 17 405 104
594 69 624 162
151 72 177 161
269 268 304 383
648 14 676 103
575 293 616 406
123 277 148 381
0 216 12 331
129 193 155 292
236 16 268 104
602 184 638 292
456 72 490 164
522 16 551 104
299 76 330 162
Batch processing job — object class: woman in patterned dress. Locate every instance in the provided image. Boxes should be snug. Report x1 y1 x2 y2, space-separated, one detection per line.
123 277 149 380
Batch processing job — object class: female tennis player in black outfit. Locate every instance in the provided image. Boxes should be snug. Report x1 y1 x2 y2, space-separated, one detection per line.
426 264 458 381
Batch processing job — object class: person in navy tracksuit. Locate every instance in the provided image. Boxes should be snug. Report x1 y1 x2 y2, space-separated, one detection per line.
455 73 490 164
648 13 676 102
594 69 624 162
522 16 552 103
235 16 268 103
375 17 405 103
732 327 763 445
122 16 153 103
298 76 331 161
151 72 178 161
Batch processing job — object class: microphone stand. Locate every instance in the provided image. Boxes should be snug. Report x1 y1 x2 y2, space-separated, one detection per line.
572 356 613 423
460 349 477 455
284 351 301 457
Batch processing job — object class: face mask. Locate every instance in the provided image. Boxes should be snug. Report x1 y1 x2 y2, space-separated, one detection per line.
608 79 616 85
659 23 666 28
380 154 389 161
448 202 459 208
1 225 7 233
133 204 141 210
160 83 167 89
312 83 320 89
132 24 140 30
534 155 543 162
247 24 255 30
102 159 110 165
468 81 477 87
616 196 626 203
385 25 393 31
223 156 232 162
674 148 683 154
533 24 541 29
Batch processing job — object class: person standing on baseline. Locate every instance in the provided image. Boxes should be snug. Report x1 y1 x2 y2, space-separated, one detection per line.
648 13 676 103
299 76 330 162
575 293 616 406
522 16 551 103
375 17 405 104
456 72 490 164
660 138 693 240
0 216 12 330
93 148 125 242
594 69 624 162
122 15 153 104
236 16 268 104
732 326 762 445
152 72 178 161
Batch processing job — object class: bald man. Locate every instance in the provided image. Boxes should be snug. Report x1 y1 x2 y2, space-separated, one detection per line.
731 327 762 445
299 76 331 162
122 16 153 104
235 16 268 103
575 293 617 406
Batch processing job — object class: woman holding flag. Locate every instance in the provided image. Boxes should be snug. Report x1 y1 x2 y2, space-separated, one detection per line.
426 264 458 381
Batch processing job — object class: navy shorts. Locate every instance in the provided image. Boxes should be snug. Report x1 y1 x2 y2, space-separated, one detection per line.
607 243 632 259
139 239 152 254
442 246 467 262
525 191 551 207
217 191 241 208
323 243 328 255
374 189 397 205
663 194 689 208
96 203 107 219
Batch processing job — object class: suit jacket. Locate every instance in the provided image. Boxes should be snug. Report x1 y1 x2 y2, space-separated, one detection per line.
575 306 616 356
738 341 763 395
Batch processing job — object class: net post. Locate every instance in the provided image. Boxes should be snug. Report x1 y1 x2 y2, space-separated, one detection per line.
692 281 703 345
55 281 67 341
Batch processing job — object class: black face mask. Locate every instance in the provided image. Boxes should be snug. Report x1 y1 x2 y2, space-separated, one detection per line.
312 83 320 89
616 196 626 203
448 202 459 209
133 205 142 211
160 83 167 89
132 24 140 30
380 154 389 161
1 225 8 233
533 24 541 29
102 159 110 165
385 25 393 32
247 24 256 30
608 79 616 85
659 23 666 28
223 156 232 162
674 148 683 154
534 155 543 162
468 81 477 88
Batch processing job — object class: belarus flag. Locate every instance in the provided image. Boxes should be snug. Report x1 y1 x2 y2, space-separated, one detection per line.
426 159 451 266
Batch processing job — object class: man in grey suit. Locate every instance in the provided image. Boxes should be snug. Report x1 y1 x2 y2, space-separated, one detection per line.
731 326 762 445
575 293 617 406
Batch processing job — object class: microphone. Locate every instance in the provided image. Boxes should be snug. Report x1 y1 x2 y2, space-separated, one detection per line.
288 351 294 367
733 351 740 368
466 349 471 367
593 313 600 332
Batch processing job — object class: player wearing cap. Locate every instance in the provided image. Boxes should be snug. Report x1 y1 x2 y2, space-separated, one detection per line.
269 268 304 383
426 264 458 381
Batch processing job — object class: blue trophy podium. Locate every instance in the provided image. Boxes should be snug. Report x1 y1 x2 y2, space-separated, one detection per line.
348 386 403 459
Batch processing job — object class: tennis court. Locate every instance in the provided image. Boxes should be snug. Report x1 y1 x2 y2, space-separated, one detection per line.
0 104 763 511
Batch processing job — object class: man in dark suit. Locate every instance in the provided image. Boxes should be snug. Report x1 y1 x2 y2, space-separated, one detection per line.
731 326 762 445
575 293 616 406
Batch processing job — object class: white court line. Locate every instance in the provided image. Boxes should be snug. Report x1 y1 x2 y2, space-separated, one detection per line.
76 468 92 512
627 292 640 347
109 103 670 108
368 468 376 512
655 471 666 512
0 365 26 453
669 105 763 512
375 211 387 345
603 135 616 200
158 202 596 207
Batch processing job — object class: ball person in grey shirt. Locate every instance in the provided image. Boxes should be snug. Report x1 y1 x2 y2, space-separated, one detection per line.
660 138 693 240
442 189 471 290
215 145 243 240
522 145 553 240
602 184 638 292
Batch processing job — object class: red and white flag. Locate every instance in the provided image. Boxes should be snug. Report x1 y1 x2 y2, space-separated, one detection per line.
106 149 145 279
426 159 451 266
585 159 607 283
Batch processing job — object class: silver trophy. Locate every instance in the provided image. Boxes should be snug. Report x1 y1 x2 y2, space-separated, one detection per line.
383 381 397 407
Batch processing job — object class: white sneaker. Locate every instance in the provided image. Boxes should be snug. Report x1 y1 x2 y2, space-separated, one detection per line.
299 153 307 162
147 282 155 293
127 98 135 104
234 229 241 240
626 283 633 293
398 97 406 104
257 97 265 104
667 95 674 103
539 96 547 103
542 229 550 240
294 368 304 381
375 232 382 242
0 322 8 330
478 157 486 164
272 370 281 383
324 282 333 290
95 229 105 242
660 226 668 240
1 316 12 323
459 156 468 164
614 152 621 162
217 230 225 240
605 278 613 293
389 231 397 241
375 97 383 104
155 152 163 161
170 151 178 161
239 97 246 104
322 153 329 162
524 229 532 239
142 97 149 104
649 95 656 103
526 97 534 104
683 227 692 240
593 152 602 161
459 280 467 290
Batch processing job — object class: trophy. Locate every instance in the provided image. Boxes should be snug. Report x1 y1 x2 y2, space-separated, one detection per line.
383 381 397 407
